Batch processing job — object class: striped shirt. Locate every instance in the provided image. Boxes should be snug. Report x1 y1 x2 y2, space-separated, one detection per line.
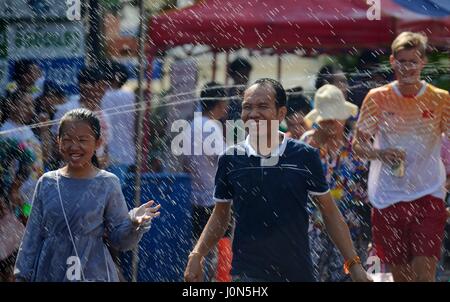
356 81 450 209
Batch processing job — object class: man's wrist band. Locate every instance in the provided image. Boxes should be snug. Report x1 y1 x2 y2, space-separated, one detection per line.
344 256 361 275
189 251 203 258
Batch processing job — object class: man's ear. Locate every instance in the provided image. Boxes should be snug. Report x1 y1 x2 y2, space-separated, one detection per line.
421 55 428 66
389 54 396 69
278 106 287 122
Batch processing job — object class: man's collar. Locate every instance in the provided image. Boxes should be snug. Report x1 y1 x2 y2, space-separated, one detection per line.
392 80 427 98
245 131 288 158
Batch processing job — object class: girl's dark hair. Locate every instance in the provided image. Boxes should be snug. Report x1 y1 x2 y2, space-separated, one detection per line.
58 108 102 168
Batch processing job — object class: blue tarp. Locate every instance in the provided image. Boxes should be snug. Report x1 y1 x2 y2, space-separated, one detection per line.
121 173 192 282
394 0 450 17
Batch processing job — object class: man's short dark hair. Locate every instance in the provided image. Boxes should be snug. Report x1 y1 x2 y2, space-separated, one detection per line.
252 78 287 108
228 58 252 76
315 64 343 89
286 87 311 117
102 60 129 87
12 59 37 83
42 81 65 98
78 67 105 84
357 49 381 69
200 81 227 112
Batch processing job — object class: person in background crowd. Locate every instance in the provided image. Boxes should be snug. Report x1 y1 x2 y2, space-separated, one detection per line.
217 58 253 280
315 64 359 134
117 45 139 80
353 31 450 282
0 136 34 281
221 57 254 280
0 91 46 222
348 50 391 108
101 61 138 281
316 63 373 242
221 57 253 281
439 134 450 278
226 57 253 122
1 60 42 126
182 82 228 281
5 60 43 99
316 64 349 99
301 84 369 282
102 61 137 186
33 81 67 171
34 81 67 123
313 64 373 280
441 135 450 193
285 87 312 140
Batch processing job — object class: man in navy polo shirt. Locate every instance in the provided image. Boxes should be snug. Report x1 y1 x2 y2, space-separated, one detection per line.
184 78 370 282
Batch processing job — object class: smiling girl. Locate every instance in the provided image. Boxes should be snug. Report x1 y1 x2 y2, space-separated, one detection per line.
14 108 160 281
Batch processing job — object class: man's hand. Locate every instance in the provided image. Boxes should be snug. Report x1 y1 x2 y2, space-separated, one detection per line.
377 148 406 166
184 203 231 282
350 264 373 282
184 253 204 282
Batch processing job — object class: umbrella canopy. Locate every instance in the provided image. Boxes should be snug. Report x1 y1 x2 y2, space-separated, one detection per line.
148 0 450 53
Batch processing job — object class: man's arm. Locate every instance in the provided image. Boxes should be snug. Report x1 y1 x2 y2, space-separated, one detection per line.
353 129 405 165
352 90 406 164
184 202 231 282
312 192 371 282
352 129 378 160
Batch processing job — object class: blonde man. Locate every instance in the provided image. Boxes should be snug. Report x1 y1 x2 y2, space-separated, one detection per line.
353 32 450 282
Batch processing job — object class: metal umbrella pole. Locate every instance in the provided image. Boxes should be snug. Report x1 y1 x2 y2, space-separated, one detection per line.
131 0 149 282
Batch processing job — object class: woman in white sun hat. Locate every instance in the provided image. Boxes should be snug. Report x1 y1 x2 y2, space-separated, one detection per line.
301 84 370 282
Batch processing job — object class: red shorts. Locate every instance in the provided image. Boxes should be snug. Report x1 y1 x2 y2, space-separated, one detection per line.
372 195 447 265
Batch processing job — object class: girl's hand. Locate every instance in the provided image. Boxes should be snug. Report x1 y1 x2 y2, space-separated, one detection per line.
129 200 161 227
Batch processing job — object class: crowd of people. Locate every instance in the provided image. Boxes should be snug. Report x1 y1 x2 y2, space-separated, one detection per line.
0 31 449 282
185 31 450 282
